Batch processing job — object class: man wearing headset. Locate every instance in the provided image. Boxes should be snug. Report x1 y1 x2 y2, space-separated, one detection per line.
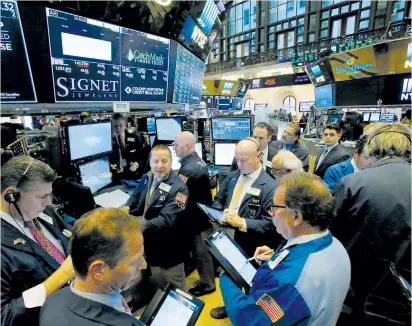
1 156 74 326
210 138 282 320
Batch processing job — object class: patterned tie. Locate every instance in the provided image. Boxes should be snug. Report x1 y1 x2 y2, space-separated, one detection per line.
121 296 132 315
26 219 65 264
118 135 125 151
229 175 248 210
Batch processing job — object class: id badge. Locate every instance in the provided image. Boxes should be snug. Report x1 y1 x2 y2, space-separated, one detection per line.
122 159 128 167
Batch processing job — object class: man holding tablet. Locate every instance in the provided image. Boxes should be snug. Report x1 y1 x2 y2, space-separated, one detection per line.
220 173 351 325
210 138 282 319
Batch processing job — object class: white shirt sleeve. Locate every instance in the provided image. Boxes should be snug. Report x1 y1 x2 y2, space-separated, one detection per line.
239 218 248 232
22 283 46 308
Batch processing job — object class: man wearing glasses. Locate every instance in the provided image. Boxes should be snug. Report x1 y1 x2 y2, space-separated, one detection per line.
220 173 351 326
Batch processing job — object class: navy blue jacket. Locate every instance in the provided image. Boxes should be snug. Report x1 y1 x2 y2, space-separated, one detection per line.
213 169 282 257
270 140 310 172
178 152 213 234
126 171 190 268
40 287 143 326
1 207 72 326
323 158 355 192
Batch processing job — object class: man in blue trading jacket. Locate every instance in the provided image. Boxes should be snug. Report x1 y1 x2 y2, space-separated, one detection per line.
40 208 147 326
220 173 351 325
173 131 215 297
123 145 190 310
210 138 282 319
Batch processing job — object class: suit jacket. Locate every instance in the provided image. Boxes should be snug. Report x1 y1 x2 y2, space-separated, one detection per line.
230 144 278 176
126 171 190 268
270 140 310 172
213 169 282 257
40 287 142 326
1 207 72 326
323 158 355 192
331 158 411 318
314 144 351 179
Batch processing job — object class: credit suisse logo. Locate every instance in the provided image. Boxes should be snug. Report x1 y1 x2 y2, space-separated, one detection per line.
264 78 276 86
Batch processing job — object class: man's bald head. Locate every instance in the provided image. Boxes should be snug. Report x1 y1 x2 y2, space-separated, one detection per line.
235 138 262 175
174 131 196 158
271 150 303 179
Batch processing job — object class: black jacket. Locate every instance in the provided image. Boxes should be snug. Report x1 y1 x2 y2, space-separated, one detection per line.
213 169 282 257
126 171 190 268
314 144 350 179
178 152 213 234
109 132 150 180
40 287 142 326
1 207 72 326
270 140 310 172
331 158 411 320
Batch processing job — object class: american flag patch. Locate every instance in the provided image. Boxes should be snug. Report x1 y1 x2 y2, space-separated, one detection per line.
256 294 284 323
175 192 187 205
179 174 188 184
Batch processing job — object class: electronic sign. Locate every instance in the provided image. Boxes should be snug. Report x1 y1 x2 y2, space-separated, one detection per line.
294 73 311 85
221 82 234 95
315 84 335 108
299 101 315 112
46 8 170 102
262 75 294 88
1 0 37 103
201 95 215 108
215 96 234 110
250 78 262 89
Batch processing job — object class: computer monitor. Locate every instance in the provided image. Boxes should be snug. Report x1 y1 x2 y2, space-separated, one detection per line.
327 114 342 124
147 117 156 134
67 121 112 161
381 113 395 123
155 117 183 141
78 156 112 194
211 117 252 141
168 143 202 171
214 142 236 166
369 112 381 122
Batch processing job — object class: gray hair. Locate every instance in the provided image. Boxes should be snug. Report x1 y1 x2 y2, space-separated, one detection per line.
1 156 56 193
275 150 303 173
278 172 335 231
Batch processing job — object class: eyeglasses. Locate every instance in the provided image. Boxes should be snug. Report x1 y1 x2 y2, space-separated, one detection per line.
267 204 287 214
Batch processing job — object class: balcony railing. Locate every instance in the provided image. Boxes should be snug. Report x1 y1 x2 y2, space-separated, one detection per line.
205 22 411 74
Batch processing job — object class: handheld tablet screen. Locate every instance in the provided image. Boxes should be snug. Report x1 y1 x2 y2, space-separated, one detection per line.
151 289 198 326
211 232 256 285
198 203 225 223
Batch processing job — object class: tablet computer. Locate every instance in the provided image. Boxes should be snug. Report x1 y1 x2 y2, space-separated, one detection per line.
206 229 257 292
121 179 139 188
140 284 204 326
197 203 226 224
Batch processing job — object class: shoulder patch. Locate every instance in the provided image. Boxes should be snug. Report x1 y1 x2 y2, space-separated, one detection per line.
175 192 187 205
179 174 188 184
256 294 284 323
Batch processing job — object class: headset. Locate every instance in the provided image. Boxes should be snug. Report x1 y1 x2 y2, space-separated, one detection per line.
242 137 261 152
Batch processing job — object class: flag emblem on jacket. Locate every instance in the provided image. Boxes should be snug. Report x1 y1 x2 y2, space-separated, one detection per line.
179 174 188 184
175 192 187 205
256 294 284 322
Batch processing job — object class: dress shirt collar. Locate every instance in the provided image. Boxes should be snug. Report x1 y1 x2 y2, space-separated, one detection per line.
324 143 338 152
351 158 359 172
283 230 330 249
243 166 262 182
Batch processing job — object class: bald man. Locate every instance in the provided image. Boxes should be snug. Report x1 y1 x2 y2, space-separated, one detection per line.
210 138 282 320
174 132 215 297
271 150 303 179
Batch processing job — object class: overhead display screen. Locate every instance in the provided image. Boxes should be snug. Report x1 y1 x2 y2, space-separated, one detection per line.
46 8 170 103
215 96 234 110
173 44 205 105
1 0 37 103
315 84 335 108
201 96 215 108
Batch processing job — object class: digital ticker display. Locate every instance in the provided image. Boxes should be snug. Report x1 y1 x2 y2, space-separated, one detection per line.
46 8 170 102
1 0 37 103
212 117 251 141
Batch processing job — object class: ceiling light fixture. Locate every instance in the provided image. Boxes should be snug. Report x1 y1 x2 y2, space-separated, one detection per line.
154 0 172 6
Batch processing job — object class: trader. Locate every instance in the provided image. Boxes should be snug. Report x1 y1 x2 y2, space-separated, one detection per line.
231 122 278 175
174 132 215 297
313 123 351 179
271 123 309 171
332 124 411 324
124 145 190 309
1 156 75 326
110 113 150 183
39 208 146 326
270 150 303 180
220 173 351 325
210 138 281 320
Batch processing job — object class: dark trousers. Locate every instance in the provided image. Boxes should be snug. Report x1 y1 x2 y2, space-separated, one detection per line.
192 228 215 290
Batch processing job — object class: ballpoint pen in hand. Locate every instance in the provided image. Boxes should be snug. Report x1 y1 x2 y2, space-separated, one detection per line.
247 249 275 262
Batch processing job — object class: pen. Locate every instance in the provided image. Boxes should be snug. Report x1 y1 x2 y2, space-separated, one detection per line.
247 249 275 262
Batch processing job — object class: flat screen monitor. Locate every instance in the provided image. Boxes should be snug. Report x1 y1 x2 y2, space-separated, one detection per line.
315 84 335 108
168 143 202 170
79 156 112 194
1 0 37 103
305 61 332 87
362 112 371 122
299 101 315 112
369 112 381 122
381 113 395 123
233 98 243 111
155 117 183 141
68 122 112 161
46 8 170 102
214 142 236 166
147 117 156 134
201 96 215 109
212 117 252 141
236 81 249 98
327 114 342 124
215 96 234 110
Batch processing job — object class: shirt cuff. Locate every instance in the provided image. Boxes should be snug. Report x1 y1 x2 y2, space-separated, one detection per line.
239 218 247 232
22 283 47 308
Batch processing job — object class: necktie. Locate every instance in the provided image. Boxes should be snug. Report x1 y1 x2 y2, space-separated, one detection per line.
229 175 248 210
149 177 161 198
144 177 161 218
316 148 329 170
118 135 125 151
26 219 65 264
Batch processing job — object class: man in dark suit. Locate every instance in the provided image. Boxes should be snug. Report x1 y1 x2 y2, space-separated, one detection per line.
270 123 310 171
1 156 74 326
314 123 351 179
210 138 282 320
110 113 150 183
124 145 190 310
331 124 411 325
231 122 277 175
40 208 146 326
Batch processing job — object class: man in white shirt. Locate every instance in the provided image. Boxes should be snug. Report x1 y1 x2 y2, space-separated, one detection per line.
1 156 75 326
